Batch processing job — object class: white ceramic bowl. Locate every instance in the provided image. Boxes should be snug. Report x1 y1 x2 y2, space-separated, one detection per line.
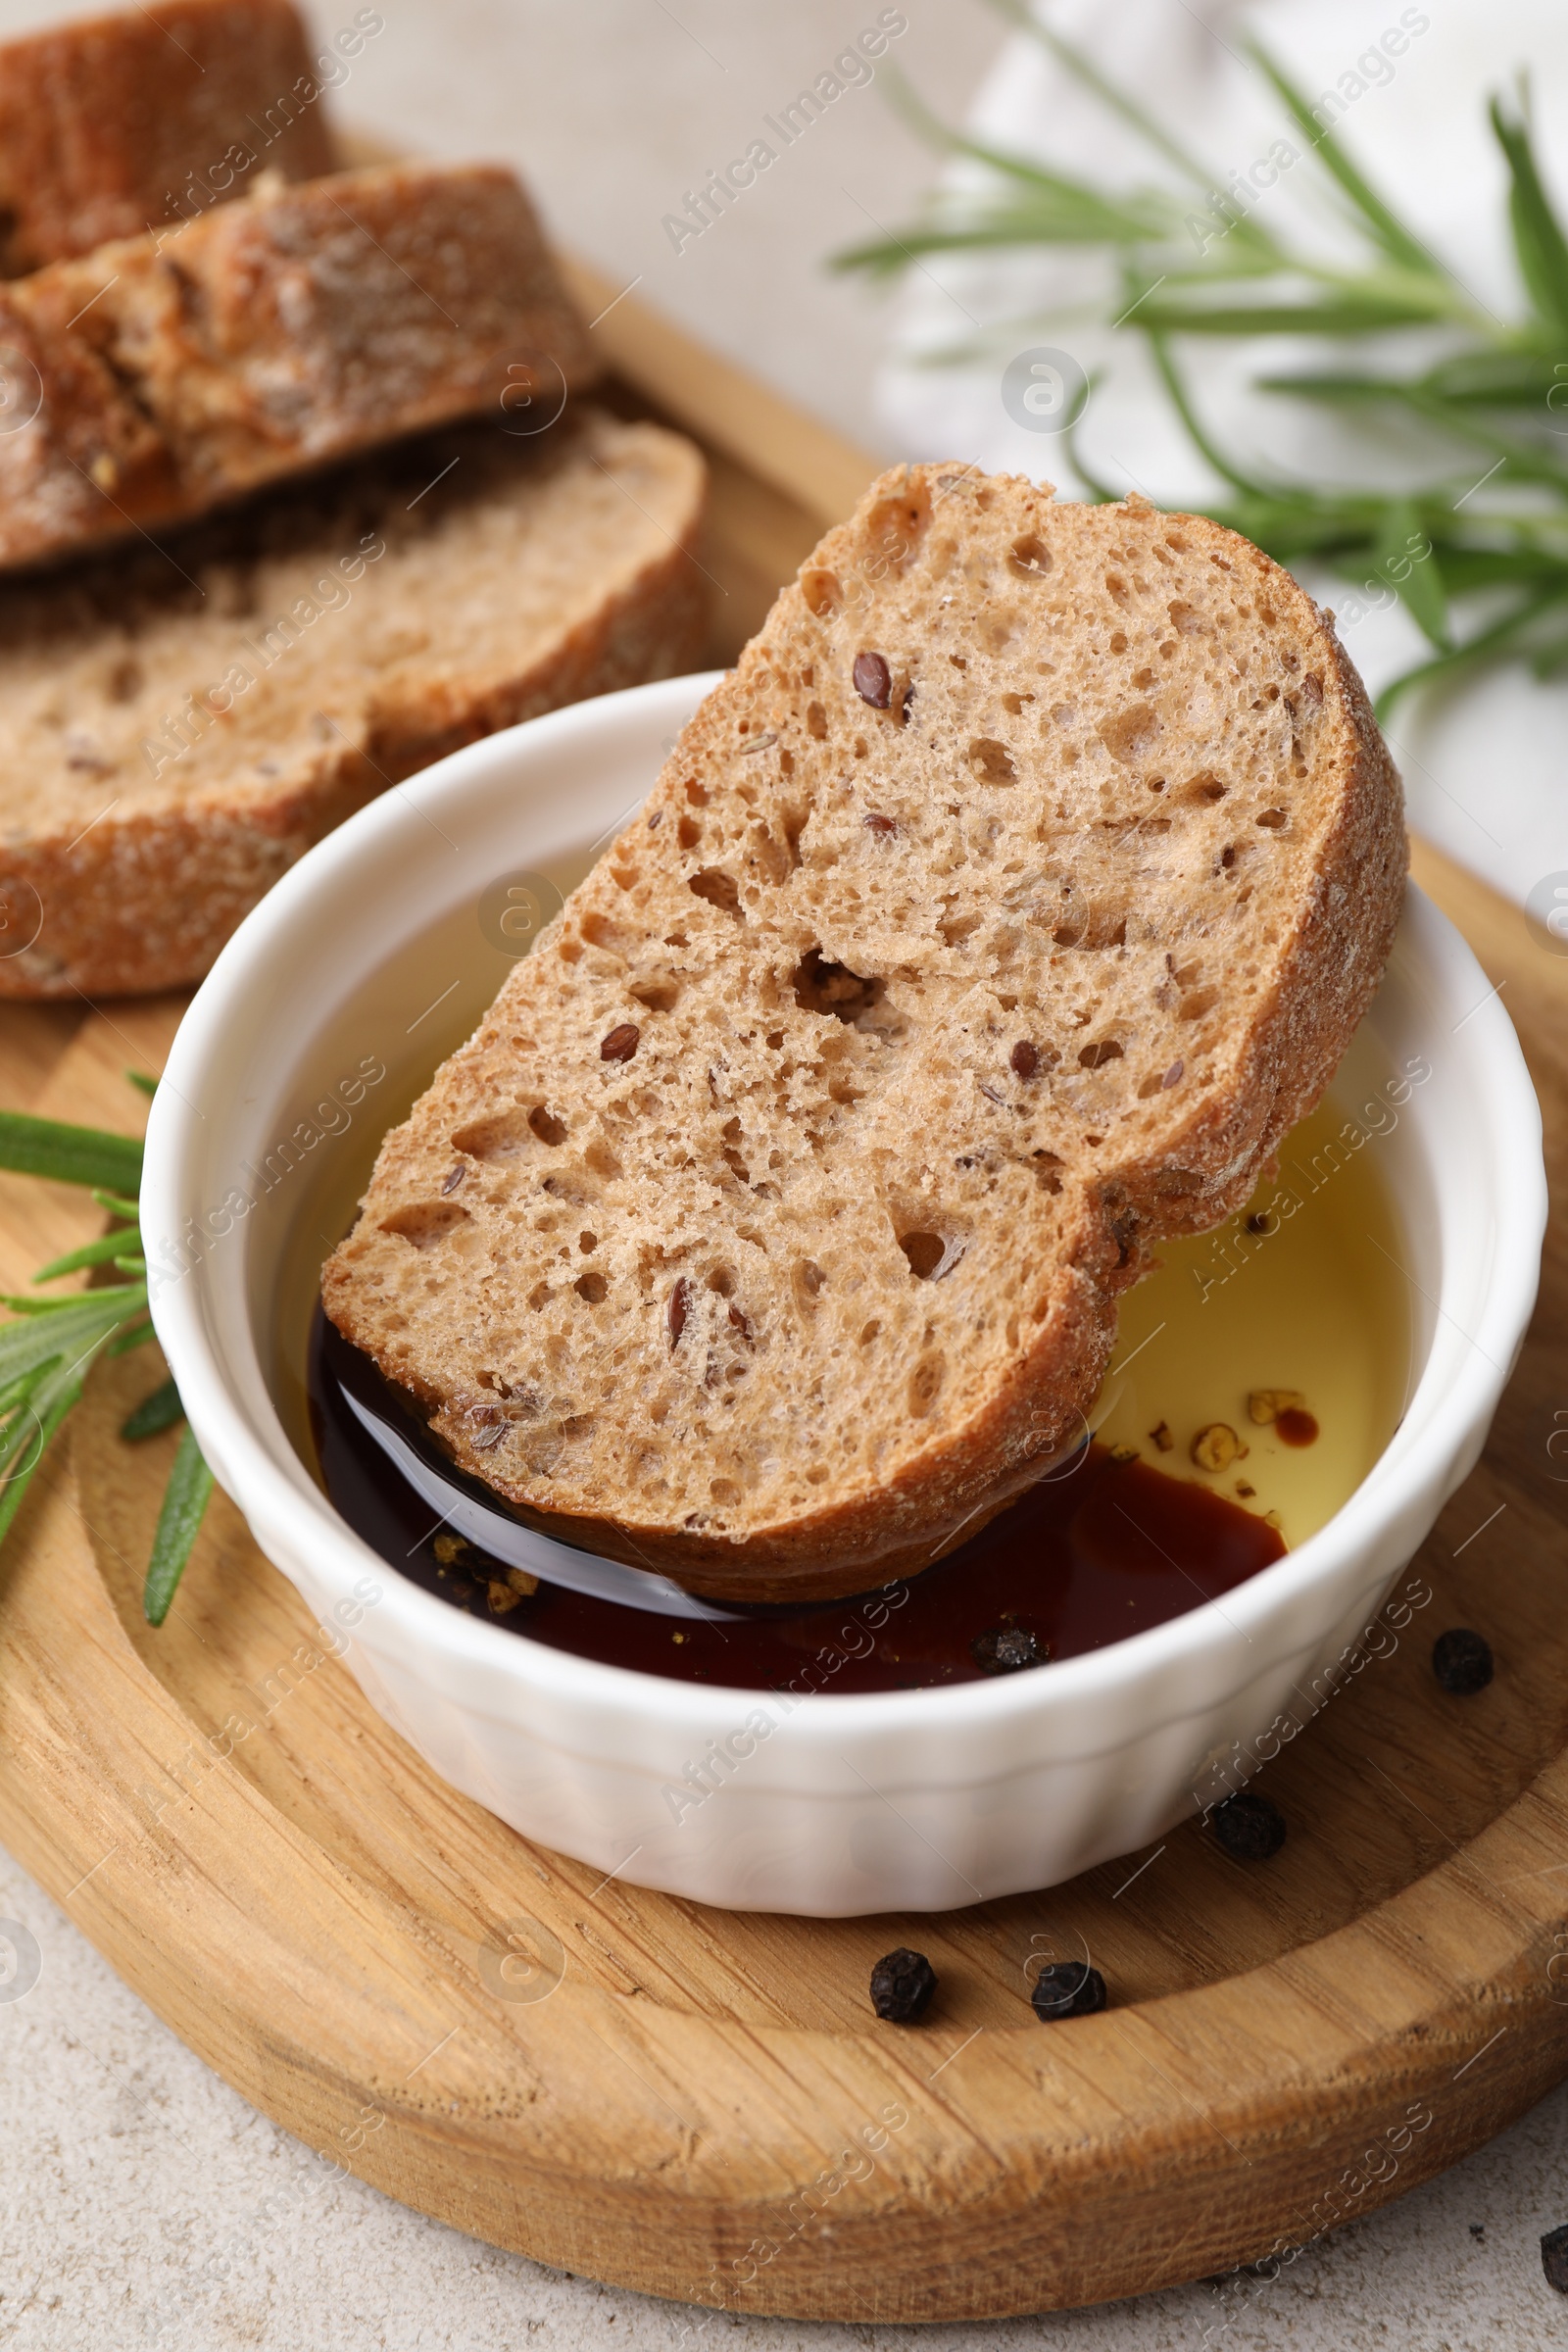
143 674 1546 1917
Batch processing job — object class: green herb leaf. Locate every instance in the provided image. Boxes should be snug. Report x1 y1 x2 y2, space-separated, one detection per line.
0 1109 143 1196
121 1376 185 1443
0 1285 147 1390
986 0 1219 191
31 1228 144 1283
92 1190 142 1223
142 1424 214 1626
106 1318 158 1358
1490 89 1568 339
1368 498 1451 651
1130 279 1462 337
125 1070 159 1099
1376 582 1568 716
1263 353 1568 407
0 1350 99 1547
1247 42 1446 283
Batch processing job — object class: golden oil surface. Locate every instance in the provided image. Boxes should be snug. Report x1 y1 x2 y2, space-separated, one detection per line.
1095 1095 1413 1550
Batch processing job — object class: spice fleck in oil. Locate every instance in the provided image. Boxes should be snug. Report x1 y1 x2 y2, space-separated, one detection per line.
1094 1094 1412 1551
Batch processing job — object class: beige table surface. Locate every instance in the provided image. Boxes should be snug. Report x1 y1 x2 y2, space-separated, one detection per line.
0 2 1564 2346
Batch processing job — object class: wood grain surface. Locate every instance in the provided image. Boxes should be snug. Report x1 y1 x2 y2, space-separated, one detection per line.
0 289 1565 2323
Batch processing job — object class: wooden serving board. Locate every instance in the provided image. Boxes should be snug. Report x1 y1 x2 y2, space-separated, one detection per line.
2 277 1568 2325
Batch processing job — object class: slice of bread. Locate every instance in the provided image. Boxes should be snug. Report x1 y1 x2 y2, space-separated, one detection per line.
0 162 596 572
0 409 707 998
322 466 1405 1607
0 0 335 275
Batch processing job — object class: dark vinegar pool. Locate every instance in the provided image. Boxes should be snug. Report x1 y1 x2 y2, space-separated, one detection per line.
310 1308 1285 1693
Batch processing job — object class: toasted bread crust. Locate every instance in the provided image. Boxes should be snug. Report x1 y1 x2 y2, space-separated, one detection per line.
0 414 708 999
0 0 336 276
324 467 1405 1605
0 162 597 574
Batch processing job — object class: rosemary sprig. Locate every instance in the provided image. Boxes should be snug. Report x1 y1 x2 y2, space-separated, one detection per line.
0 1085 212 1620
142 1427 215 1628
836 19 1568 715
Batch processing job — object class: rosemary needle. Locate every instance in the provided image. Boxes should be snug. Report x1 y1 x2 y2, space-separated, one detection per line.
0 1090 212 1621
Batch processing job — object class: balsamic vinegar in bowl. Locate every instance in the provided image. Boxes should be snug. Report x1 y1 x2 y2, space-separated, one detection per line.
303 1093 1411 1690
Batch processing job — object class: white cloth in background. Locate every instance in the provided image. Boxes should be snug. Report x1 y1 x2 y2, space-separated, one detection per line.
875 0 1568 905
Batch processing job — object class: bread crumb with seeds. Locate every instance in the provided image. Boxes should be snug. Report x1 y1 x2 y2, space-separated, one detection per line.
323 464 1405 1604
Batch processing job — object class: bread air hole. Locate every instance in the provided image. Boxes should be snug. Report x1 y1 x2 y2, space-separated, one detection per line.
689 866 742 914
802 568 841 616
1078 1039 1124 1069
1054 904 1125 951
863 481 929 565
1255 808 1288 828
907 1351 946 1418
900 1231 963 1281
379 1201 470 1250
577 909 624 952
1098 703 1158 763
573 1271 608 1304
793 1258 825 1312
1009 533 1052 575
968 737 1016 785
793 946 882 1022
452 1108 549 1160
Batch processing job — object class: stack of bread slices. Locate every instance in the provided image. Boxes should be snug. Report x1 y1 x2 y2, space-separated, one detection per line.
0 0 708 998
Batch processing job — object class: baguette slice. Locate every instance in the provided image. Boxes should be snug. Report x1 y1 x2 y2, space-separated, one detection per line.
0 410 706 999
322 466 1405 1607
0 0 335 275
0 162 596 572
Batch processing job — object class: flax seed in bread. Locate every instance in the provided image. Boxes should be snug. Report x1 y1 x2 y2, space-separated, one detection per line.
0 0 336 275
0 410 707 998
0 162 596 572
322 466 1406 1607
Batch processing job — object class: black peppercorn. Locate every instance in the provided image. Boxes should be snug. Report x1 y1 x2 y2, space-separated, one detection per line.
1210 1790 1287 1861
869 1946 936 2024
1031 1960 1106 2020
971 1625 1045 1675
1542 2224 1568 2294
1433 1627 1494 1694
